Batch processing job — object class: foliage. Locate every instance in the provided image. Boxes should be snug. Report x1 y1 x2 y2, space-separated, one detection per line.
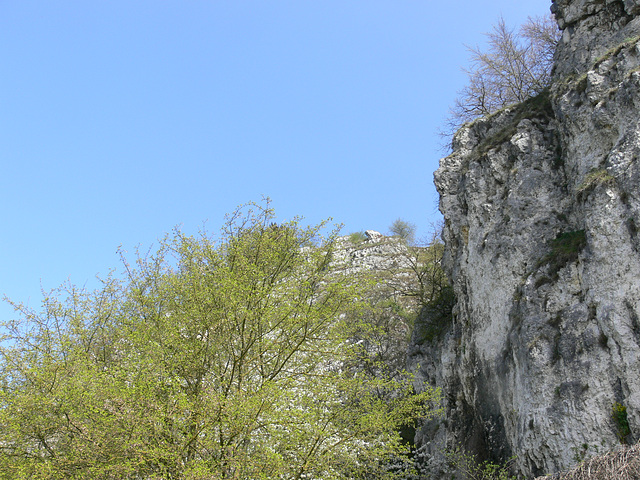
399 238 455 344
537 230 587 280
447 448 516 480
613 403 632 444
443 14 560 139
413 285 455 344
348 231 368 244
475 88 554 156
0 200 437 479
389 219 416 245
338 231 450 475
353 296 417 379
341 232 449 393
577 168 615 194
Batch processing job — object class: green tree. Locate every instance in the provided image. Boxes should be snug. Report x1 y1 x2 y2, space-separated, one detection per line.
0 200 437 479
389 219 416 245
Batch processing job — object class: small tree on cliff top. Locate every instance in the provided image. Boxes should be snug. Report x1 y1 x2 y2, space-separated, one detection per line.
389 218 417 245
443 14 560 139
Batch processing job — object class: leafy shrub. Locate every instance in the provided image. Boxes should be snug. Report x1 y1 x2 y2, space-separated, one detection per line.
349 231 368 244
537 230 587 280
613 403 632 444
0 200 437 480
447 448 516 480
414 285 455 344
389 219 416 245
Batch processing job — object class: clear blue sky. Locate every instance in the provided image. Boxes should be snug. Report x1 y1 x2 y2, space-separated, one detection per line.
1 1 552 319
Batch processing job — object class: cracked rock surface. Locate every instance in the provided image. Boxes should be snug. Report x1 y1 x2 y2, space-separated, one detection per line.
409 1 640 477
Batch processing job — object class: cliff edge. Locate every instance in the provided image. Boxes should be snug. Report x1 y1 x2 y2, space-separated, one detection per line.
409 0 640 477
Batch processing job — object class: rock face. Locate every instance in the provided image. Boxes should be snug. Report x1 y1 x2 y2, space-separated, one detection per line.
333 233 411 273
551 0 640 77
409 0 640 477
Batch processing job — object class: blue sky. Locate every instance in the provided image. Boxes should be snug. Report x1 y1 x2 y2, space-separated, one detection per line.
1 0 552 318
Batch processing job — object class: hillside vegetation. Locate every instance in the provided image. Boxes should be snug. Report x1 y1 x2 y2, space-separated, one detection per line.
0 200 441 480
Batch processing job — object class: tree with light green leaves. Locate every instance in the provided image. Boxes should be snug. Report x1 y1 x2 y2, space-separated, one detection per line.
0 199 438 480
389 219 416 245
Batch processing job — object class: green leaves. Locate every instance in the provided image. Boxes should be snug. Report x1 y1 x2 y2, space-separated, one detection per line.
0 200 436 479
612 402 632 444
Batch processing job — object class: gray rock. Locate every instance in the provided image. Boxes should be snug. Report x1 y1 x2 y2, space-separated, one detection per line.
410 1 640 477
365 229 385 241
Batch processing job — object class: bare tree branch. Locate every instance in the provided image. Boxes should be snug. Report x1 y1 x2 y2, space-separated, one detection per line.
440 15 560 147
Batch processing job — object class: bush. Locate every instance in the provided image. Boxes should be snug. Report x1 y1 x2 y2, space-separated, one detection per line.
537 230 587 280
613 403 632 444
0 200 437 480
414 284 455 344
447 448 516 480
349 231 368 244
389 219 416 245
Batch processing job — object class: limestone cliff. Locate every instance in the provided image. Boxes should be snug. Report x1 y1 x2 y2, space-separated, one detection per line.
409 0 640 477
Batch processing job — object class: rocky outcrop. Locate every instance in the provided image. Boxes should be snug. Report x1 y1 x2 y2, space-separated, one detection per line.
551 0 640 77
333 232 410 272
409 0 640 477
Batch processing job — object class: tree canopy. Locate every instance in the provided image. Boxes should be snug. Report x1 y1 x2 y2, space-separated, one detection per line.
389 219 417 245
0 200 437 479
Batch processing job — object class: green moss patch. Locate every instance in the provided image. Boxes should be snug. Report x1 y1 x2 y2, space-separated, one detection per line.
537 230 587 281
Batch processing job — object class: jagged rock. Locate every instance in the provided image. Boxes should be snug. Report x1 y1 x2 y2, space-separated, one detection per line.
551 0 640 77
365 229 384 241
410 1 640 478
333 232 411 272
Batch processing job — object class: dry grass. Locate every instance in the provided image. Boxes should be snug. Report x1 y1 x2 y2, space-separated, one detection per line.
536 443 640 480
